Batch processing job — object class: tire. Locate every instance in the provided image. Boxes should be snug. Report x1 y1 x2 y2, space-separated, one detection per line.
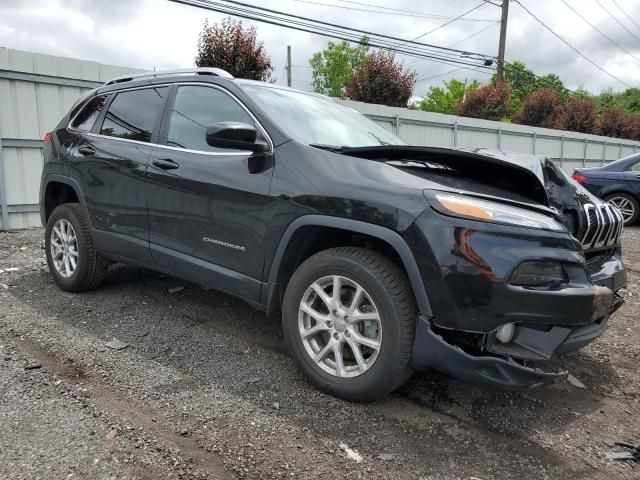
45 203 107 292
605 193 639 226
282 247 416 401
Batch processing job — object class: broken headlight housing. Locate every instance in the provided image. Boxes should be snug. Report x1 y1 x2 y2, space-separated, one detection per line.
431 192 565 231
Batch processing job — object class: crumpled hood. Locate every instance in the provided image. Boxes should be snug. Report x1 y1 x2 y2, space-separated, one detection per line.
456 148 547 183
458 147 605 237
336 145 604 239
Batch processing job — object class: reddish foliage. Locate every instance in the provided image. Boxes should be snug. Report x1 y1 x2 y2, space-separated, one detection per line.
624 115 640 141
513 88 564 128
556 97 597 134
598 107 628 138
346 51 416 107
195 18 273 81
456 81 511 121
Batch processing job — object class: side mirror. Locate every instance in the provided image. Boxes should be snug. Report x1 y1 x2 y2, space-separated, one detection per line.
205 122 268 154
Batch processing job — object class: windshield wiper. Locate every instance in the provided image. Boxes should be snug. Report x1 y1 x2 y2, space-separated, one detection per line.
368 132 392 146
309 143 347 152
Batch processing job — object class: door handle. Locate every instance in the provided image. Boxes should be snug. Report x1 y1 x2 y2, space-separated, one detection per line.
152 158 180 170
77 146 95 156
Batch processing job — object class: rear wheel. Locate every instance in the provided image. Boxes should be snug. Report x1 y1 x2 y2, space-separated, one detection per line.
605 193 639 225
45 203 107 292
282 247 416 401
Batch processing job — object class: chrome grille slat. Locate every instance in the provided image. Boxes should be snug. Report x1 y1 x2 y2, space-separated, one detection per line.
581 202 624 250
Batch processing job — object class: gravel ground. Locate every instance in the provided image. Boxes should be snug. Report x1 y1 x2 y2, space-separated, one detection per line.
0 226 638 480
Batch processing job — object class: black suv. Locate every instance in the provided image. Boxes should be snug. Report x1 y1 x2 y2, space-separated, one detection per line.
40 68 627 400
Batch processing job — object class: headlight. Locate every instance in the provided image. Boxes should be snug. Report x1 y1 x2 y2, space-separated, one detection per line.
433 193 565 231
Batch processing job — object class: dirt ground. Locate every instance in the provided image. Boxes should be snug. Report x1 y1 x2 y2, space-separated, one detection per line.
0 226 638 480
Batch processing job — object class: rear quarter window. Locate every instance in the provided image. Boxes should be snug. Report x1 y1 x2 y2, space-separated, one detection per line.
70 95 109 132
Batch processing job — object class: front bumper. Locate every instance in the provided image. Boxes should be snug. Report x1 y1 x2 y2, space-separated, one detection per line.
411 316 568 389
406 208 627 389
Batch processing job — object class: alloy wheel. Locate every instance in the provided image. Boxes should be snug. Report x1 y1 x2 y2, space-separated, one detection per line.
607 196 636 223
50 219 79 278
298 275 382 378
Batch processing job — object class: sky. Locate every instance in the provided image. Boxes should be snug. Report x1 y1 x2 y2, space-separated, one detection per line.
1 0 640 96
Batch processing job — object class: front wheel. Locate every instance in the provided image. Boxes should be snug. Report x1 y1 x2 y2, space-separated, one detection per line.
282 247 416 401
605 193 639 225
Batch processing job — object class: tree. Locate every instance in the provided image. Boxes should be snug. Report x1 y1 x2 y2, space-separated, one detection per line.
598 107 625 137
597 87 640 115
494 61 569 110
346 51 416 107
309 38 369 98
456 81 511 121
195 18 273 81
557 97 598 133
417 79 480 115
513 88 564 128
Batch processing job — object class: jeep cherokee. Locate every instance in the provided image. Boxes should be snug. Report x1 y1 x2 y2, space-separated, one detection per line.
39 68 627 401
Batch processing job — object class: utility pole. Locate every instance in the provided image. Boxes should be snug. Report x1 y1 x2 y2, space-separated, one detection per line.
286 45 292 87
497 0 509 82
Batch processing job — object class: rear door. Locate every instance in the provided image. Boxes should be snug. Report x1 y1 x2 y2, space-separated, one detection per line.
146 84 275 301
69 86 169 261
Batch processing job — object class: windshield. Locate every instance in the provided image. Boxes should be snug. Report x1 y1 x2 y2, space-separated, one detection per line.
241 84 406 148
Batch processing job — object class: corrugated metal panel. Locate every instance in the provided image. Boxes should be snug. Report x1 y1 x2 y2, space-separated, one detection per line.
339 99 640 173
0 47 144 229
2 47 640 229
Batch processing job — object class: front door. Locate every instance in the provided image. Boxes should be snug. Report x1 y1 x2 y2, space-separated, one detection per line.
146 84 275 301
622 159 640 195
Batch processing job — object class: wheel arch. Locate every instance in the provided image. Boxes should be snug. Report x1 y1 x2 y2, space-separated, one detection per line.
42 175 89 226
263 215 433 319
599 184 638 199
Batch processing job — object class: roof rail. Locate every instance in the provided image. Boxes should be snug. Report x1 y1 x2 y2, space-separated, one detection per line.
103 67 234 86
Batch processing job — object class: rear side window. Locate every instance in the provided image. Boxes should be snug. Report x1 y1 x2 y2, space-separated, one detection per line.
167 86 254 152
100 87 169 143
70 95 108 132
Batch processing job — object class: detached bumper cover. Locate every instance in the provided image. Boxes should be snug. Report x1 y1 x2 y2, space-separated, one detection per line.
411 316 567 389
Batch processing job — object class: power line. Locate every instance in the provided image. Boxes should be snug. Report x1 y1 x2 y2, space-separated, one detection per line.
559 0 640 64
396 2 489 48
480 0 501 7
416 67 466 83
336 0 496 20
513 0 630 87
449 20 501 47
611 0 640 34
594 0 640 45
406 20 500 68
220 0 494 61
291 0 497 21
169 0 497 71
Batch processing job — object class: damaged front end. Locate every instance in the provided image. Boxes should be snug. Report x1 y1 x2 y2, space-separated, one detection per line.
365 146 628 389
411 294 624 389
331 144 627 389
411 316 568 389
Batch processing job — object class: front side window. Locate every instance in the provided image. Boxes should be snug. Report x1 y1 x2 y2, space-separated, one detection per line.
100 87 168 143
71 95 108 132
628 161 640 172
166 86 255 152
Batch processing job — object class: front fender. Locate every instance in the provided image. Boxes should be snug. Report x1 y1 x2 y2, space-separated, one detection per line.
262 214 433 317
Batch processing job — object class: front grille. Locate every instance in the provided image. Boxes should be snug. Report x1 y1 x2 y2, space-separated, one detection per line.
581 203 623 250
